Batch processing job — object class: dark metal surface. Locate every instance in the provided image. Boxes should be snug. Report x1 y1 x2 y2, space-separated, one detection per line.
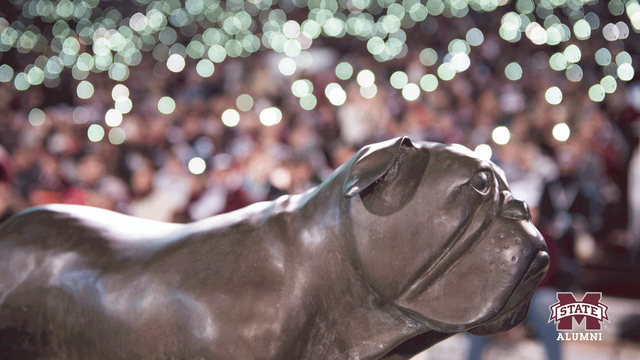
0 137 548 360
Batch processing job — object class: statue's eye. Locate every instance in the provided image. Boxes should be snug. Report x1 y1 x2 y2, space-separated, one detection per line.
470 171 491 195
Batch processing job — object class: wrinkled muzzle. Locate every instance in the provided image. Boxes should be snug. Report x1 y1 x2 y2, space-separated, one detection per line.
396 196 548 334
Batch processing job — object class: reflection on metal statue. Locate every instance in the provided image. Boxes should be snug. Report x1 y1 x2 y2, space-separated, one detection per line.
0 137 548 360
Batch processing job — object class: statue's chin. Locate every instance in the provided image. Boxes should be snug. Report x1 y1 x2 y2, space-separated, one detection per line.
469 250 549 337
468 290 534 337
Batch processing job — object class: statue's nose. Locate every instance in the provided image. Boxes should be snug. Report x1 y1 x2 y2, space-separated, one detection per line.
501 198 531 221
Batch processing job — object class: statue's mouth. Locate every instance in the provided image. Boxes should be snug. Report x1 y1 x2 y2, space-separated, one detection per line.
469 250 550 336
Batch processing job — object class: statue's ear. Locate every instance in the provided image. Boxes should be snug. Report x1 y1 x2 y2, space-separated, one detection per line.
342 137 414 198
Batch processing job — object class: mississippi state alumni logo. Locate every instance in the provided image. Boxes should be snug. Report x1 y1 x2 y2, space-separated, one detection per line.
549 292 609 341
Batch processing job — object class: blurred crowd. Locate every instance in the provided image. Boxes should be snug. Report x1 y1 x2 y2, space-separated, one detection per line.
1 8 640 295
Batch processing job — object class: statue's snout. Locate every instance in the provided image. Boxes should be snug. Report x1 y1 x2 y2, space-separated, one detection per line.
500 197 531 221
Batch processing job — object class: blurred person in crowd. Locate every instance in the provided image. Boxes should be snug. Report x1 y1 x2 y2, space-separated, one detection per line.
397 101 436 141
498 141 559 223
12 147 41 204
189 154 236 221
27 154 67 206
579 108 631 240
0 146 15 223
129 156 191 222
426 111 465 144
288 124 334 181
538 138 608 290
267 159 319 198
64 153 129 212
0 181 14 224
337 81 392 147
129 160 155 200
330 144 356 169
242 151 277 203
630 145 640 244
617 84 640 248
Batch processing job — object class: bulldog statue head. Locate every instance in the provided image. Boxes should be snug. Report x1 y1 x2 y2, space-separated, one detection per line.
341 137 549 339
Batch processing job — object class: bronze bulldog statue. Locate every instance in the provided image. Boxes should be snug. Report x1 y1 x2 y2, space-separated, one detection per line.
0 137 548 360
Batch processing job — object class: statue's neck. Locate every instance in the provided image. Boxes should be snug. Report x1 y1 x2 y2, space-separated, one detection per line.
293 205 430 359
290 162 445 360
300 261 431 360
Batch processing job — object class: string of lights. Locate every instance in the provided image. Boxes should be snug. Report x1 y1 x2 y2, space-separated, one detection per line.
0 0 638 148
